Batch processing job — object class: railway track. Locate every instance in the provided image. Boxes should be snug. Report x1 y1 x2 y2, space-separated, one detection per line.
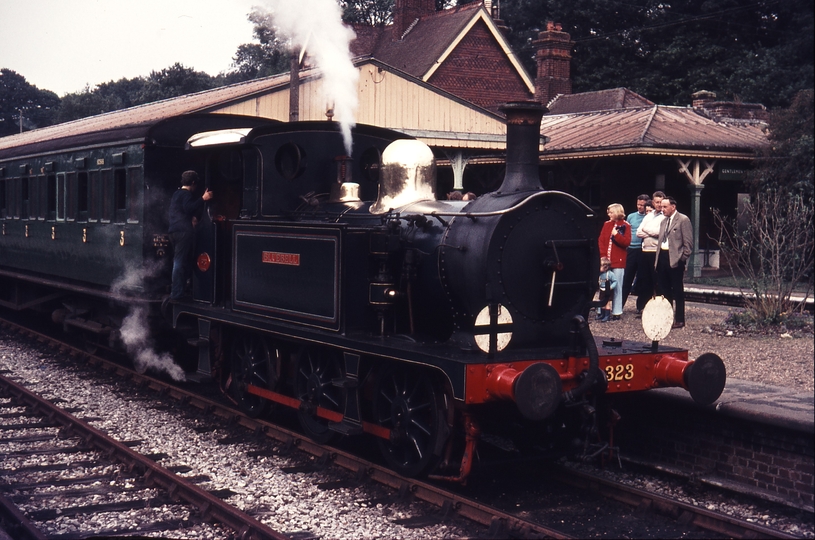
0 315 807 539
0 371 288 540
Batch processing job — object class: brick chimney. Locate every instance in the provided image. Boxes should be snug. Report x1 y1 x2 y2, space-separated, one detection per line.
692 90 717 108
393 0 436 41
533 22 574 106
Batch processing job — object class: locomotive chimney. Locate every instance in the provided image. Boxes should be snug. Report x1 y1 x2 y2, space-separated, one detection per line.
496 102 546 194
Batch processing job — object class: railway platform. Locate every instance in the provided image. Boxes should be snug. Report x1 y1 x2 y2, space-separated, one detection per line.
650 378 814 434
612 379 815 511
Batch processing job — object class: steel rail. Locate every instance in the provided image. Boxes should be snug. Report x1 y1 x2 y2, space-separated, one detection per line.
0 318 572 540
549 465 800 540
0 372 289 540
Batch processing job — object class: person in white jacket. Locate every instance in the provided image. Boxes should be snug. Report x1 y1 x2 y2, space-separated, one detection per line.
634 191 666 312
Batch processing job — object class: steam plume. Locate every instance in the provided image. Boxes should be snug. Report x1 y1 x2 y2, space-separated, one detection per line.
112 266 186 381
263 0 359 154
120 307 185 381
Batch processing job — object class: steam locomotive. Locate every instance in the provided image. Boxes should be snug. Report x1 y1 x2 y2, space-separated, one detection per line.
0 101 726 480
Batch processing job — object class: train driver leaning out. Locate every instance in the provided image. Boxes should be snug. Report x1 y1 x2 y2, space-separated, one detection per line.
167 170 213 301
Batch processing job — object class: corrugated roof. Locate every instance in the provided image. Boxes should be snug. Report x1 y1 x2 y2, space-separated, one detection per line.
540 106 769 160
0 71 294 155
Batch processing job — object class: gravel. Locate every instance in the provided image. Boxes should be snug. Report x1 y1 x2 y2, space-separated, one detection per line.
590 298 815 392
0 339 478 539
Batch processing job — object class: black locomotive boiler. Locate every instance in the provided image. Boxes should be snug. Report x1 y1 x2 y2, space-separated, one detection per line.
0 101 726 480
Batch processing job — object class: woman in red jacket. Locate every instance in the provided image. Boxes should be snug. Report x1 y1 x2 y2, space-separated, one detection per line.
598 203 631 320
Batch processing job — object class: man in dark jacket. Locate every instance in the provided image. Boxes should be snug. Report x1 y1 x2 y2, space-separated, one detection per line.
168 170 212 300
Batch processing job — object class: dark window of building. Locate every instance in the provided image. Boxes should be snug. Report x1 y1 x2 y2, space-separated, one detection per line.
89 171 100 221
101 169 112 222
47 174 57 220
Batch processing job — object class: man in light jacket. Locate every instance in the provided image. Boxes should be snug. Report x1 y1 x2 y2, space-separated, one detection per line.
655 196 693 329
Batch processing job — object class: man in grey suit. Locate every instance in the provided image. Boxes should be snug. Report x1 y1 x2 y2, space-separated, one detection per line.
655 196 693 328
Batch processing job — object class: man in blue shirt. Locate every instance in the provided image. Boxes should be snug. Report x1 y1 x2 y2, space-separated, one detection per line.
622 194 650 312
167 170 212 300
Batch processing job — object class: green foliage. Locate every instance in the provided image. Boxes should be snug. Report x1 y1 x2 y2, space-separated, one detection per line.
341 0 394 25
500 0 814 108
228 9 292 81
747 89 814 197
0 69 59 136
54 64 219 124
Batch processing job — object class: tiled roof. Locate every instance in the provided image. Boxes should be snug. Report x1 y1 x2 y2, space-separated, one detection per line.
540 106 769 159
546 88 655 114
352 3 483 78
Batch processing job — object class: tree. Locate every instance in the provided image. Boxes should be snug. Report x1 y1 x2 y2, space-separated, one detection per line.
54 64 218 124
228 9 292 82
137 63 218 103
748 89 814 197
713 89 815 323
0 69 59 136
341 0 394 25
500 0 814 108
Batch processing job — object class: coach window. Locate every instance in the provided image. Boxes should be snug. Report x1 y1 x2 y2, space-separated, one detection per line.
57 173 68 221
0 179 6 219
29 176 41 220
10 178 19 218
88 170 99 221
37 175 47 219
113 168 127 223
21 176 30 220
77 171 89 221
101 169 112 222
47 174 57 220
66 172 77 221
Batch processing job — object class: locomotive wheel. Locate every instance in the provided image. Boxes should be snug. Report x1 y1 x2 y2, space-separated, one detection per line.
230 332 278 418
295 347 344 443
373 365 447 477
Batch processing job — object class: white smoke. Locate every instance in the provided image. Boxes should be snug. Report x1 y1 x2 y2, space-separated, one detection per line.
120 307 186 382
112 265 186 381
263 0 359 154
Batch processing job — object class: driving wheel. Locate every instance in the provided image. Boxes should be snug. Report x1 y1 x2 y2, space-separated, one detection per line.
373 364 448 477
230 332 278 417
294 346 344 443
